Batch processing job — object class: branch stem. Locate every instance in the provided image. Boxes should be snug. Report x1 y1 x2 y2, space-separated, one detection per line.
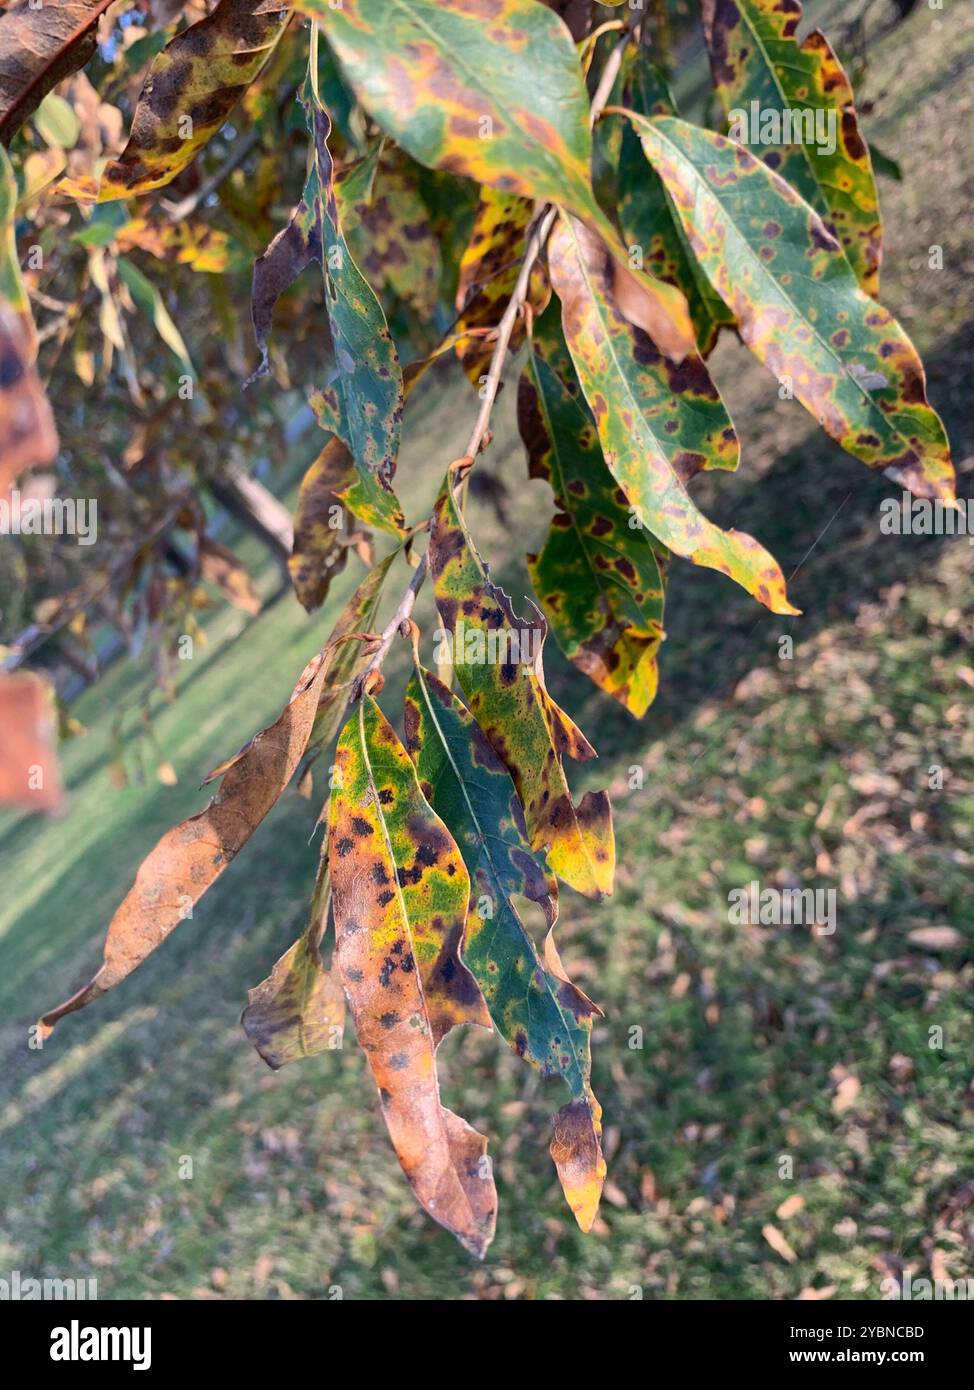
351 25 636 693
354 550 428 695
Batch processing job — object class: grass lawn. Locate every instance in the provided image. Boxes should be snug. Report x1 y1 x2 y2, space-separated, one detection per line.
1 2 972 1300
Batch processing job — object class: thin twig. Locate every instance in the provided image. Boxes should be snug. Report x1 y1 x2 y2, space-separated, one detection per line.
462 204 558 460
162 128 263 222
354 551 429 695
589 22 635 114
578 17 625 62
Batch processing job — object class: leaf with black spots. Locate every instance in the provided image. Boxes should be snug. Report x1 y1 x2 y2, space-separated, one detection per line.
429 464 615 899
701 0 882 294
520 303 667 717
453 187 550 388
344 149 442 322
547 211 797 615
404 661 605 1228
82 1 293 201
329 694 495 1256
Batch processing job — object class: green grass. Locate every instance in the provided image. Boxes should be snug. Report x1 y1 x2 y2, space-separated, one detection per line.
1 2 972 1300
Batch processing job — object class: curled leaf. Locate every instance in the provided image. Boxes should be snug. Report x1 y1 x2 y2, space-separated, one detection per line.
37 649 331 1036
250 86 405 536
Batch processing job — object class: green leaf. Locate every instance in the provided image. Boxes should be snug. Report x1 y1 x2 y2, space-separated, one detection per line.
303 0 695 358
0 147 30 325
33 92 80 150
701 0 881 295
615 55 733 355
71 204 127 248
329 694 496 1257
250 75 406 537
868 143 903 184
629 114 955 503
404 662 606 1230
308 0 598 214
117 256 196 380
520 303 667 718
428 465 615 899
548 211 797 616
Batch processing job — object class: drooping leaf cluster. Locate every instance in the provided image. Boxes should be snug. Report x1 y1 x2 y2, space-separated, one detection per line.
1 0 953 1254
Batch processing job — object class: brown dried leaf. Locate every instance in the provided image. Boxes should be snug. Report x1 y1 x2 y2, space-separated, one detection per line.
762 1223 798 1263
0 670 63 813
37 650 330 1035
198 535 262 616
